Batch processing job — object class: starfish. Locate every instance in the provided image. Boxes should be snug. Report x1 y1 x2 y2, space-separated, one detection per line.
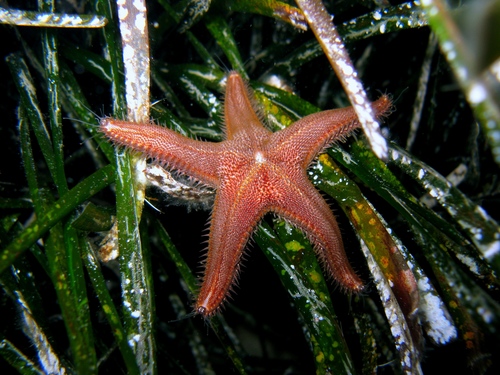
100 72 391 317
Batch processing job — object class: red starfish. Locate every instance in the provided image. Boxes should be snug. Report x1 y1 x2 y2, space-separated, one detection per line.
100 72 391 317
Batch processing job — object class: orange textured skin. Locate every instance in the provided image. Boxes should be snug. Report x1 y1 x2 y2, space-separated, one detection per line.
100 72 391 317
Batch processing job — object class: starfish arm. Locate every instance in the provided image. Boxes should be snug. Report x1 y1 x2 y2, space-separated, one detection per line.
224 72 272 140
273 174 364 292
100 119 222 187
271 95 391 168
196 179 269 316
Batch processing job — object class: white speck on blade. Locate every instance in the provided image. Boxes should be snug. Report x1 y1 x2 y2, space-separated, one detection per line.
418 278 457 344
468 82 487 104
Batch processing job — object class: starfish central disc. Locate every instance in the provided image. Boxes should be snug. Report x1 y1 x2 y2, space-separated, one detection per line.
100 71 391 317
255 151 266 163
